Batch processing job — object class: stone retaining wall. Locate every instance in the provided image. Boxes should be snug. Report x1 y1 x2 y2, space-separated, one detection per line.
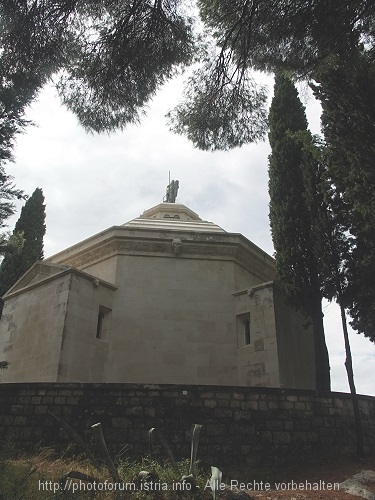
0 383 374 467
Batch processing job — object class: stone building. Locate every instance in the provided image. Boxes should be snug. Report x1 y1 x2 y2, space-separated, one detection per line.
0 201 315 388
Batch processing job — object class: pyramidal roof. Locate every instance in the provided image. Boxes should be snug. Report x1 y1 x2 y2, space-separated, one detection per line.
122 202 225 233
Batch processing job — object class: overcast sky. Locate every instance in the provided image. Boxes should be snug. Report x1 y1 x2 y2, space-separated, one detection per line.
6 71 375 397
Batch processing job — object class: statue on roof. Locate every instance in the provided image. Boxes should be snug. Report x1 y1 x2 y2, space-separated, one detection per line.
165 179 179 203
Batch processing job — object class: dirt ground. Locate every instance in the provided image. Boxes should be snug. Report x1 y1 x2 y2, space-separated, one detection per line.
227 455 375 499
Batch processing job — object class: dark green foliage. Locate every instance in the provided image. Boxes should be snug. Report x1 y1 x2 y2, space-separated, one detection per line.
0 166 25 267
167 59 268 150
268 73 330 392
0 0 374 150
168 0 375 149
0 188 46 301
268 74 318 310
2 1 374 152
312 49 375 342
58 0 195 133
0 167 24 229
0 68 33 166
198 0 375 75
0 0 195 145
0 1 77 162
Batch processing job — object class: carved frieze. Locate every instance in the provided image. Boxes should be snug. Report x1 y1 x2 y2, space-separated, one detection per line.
172 238 182 256
55 236 275 281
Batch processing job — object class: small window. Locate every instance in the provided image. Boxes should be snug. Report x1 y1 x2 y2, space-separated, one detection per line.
96 305 112 341
236 312 251 347
244 318 251 345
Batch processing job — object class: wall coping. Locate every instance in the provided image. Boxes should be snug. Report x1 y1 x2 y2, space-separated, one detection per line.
0 382 374 402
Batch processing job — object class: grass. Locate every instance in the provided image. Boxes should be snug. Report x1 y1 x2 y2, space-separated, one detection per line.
0 440 216 499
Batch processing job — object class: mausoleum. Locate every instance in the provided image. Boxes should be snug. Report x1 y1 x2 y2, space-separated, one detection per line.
0 191 315 388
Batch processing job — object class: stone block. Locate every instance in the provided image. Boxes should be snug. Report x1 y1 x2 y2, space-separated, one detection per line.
20 427 33 439
46 390 58 397
294 419 313 431
144 407 155 418
217 399 230 407
233 411 252 422
147 390 160 397
19 397 31 404
2 416 14 426
10 405 24 414
65 397 79 405
215 392 231 400
258 431 273 443
205 424 227 436
200 392 214 399
293 431 308 443
240 444 252 454
129 397 140 405
190 399 203 407
280 401 295 410
323 416 335 427
125 406 143 416
214 408 233 418
112 417 132 428
19 389 35 396
286 395 298 402
307 431 319 442
41 397 54 405
204 399 217 408
174 398 189 406
34 405 48 415
240 401 258 410
229 400 241 408
268 401 279 409
160 391 179 398
329 407 343 416
14 416 27 426
58 390 72 397
283 420 294 431
273 431 292 444
267 420 283 431
139 397 153 406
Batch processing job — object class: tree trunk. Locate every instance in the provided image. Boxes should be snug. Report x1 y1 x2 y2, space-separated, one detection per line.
310 297 331 393
338 296 364 456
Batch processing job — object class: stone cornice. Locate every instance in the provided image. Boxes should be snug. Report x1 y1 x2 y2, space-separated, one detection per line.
4 267 117 300
52 233 275 283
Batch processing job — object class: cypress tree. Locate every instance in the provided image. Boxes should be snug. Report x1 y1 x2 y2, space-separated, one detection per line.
312 49 375 342
268 73 331 392
0 187 46 303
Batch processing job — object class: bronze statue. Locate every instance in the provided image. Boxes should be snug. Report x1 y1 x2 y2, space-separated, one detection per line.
165 179 179 203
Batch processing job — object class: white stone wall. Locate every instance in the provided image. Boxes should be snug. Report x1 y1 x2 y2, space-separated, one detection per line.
235 284 281 387
0 274 70 383
234 283 316 389
80 256 118 285
106 255 239 385
57 274 115 382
